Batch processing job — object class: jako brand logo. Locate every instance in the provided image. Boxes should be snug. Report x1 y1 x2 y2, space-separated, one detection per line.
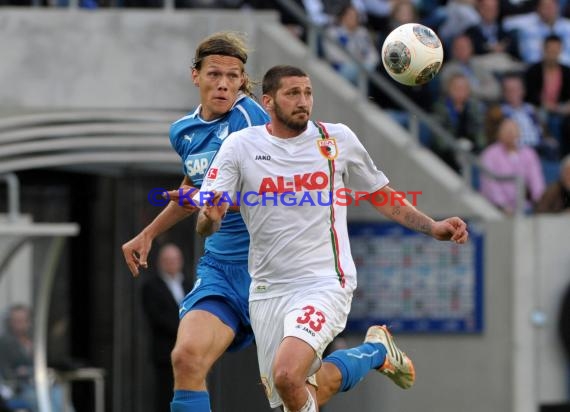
255 155 271 160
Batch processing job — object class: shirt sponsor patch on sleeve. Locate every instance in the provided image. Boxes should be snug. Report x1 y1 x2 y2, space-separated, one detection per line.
206 167 218 180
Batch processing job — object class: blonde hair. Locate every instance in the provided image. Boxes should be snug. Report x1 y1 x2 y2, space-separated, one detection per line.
193 32 254 97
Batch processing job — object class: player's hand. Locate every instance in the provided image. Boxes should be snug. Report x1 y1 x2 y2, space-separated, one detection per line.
431 217 468 244
121 232 152 277
167 185 199 213
202 191 228 223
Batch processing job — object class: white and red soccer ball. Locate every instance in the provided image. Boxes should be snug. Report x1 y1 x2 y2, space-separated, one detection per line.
381 23 444 86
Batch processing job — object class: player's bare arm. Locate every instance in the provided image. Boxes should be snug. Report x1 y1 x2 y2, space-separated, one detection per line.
121 176 198 277
166 183 199 213
196 191 229 237
369 185 469 244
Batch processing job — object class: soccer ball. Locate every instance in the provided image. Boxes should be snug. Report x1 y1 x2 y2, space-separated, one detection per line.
381 23 444 86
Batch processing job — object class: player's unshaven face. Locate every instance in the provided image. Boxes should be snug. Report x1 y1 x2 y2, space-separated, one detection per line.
192 55 245 121
272 76 313 133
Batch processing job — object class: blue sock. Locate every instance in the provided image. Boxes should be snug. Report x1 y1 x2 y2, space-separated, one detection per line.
170 390 211 412
323 342 387 392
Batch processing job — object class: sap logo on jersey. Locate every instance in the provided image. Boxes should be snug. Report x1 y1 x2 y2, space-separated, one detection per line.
184 151 216 182
258 171 329 193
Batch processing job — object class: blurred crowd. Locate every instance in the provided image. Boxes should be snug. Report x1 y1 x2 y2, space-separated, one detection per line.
294 0 570 216
2 0 570 215
313 0 570 216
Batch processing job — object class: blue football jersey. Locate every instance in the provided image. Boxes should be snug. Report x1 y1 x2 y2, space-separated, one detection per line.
170 94 269 262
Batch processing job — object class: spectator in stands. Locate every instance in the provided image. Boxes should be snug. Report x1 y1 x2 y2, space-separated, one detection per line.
369 45 436 147
503 0 570 65
500 72 559 160
391 0 417 26
300 0 369 32
368 1 436 147
465 0 519 57
432 72 486 172
302 0 334 26
437 0 480 45
141 243 191 412
0 304 66 412
323 4 379 86
483 104 505 146
376 0 418 48
524 34 570 158
480 118 545 214
501 0 537 17
322 0 367 20
535 154 570 213
244 0 307 38
369 0 438 24
438 34 502 104
360 0 393 32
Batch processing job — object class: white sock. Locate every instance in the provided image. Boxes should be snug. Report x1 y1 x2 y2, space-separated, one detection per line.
283 388 317 412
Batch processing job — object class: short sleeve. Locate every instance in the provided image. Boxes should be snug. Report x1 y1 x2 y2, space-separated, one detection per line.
341 125 389 192
198 133 241 202
169 123 187 176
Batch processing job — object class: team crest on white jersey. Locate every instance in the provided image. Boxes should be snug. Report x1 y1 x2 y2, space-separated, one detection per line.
317 138 338 160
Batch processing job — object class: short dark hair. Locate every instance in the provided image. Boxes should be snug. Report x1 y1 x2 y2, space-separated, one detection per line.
545 33 562 45
262 65 308 96
335 4 355 21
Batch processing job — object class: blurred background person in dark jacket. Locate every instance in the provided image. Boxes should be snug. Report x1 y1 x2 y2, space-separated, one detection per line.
142 244 191 412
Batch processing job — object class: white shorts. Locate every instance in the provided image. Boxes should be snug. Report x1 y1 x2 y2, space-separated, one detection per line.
250 284 352 408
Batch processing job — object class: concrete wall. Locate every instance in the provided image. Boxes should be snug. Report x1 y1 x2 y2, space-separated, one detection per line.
511 216 570 411
1 9 274 109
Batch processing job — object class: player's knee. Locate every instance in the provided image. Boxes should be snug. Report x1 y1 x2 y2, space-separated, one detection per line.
171 343 209 378
273 367 305 397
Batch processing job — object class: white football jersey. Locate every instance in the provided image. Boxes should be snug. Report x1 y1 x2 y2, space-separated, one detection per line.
200 121 389 300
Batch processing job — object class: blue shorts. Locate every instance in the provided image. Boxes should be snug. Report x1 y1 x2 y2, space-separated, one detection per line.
178 252 253 352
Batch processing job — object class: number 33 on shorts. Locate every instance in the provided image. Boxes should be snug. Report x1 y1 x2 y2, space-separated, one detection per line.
296 305 326 334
